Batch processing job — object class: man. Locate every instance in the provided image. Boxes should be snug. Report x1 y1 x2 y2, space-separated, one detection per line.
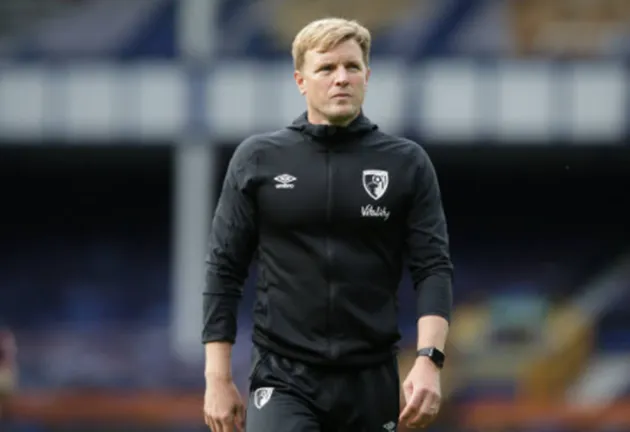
203 17 453 432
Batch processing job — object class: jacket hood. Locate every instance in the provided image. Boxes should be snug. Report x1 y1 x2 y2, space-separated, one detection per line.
287 111 378 141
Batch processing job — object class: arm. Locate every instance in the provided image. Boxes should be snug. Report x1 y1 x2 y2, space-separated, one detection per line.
399 145 453 428
202 138 259 379
405 146 453 355
416 316 448 353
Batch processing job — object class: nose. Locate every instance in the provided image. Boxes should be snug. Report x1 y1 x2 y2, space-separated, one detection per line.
334 67 349 86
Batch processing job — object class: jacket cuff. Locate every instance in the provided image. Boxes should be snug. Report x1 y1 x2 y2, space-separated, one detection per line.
202 293 239 344
416 273 453 323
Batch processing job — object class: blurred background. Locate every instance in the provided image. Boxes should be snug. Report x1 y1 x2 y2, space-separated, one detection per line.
1 0 630 431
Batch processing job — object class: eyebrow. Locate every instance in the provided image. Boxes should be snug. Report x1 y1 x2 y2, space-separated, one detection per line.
317 60 362 68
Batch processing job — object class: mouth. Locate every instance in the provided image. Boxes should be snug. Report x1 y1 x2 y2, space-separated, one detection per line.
332 93 351 99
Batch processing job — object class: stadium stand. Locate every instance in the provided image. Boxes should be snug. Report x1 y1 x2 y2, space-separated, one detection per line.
0 0 81 38
215 0 426 59
267 0 415 49
2 0 630 60
0 0 175 59
510 0 630 57
597 288 630 352
1 1 629 431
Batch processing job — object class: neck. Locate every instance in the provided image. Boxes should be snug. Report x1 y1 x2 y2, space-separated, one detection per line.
307 109 359 127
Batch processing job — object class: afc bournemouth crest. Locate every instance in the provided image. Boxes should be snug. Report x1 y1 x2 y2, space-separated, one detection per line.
362 169 389 201
253 387 274 409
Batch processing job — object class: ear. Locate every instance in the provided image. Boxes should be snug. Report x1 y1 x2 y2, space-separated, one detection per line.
294 70 306 95
365 67 371 86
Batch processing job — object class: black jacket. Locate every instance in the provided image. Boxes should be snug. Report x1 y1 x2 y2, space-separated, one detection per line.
202 112 453 367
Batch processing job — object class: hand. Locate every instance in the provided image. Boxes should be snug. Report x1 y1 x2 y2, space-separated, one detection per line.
399 357 442 429
204 374 245 432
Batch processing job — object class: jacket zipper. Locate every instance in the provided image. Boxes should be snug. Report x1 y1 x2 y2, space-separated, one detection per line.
325 150 337 358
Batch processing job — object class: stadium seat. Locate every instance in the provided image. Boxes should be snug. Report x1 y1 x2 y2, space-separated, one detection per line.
0 0 72 37
266 0 416 51
510 0 630 56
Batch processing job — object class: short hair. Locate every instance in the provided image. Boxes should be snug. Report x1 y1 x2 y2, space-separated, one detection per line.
291 18 372 71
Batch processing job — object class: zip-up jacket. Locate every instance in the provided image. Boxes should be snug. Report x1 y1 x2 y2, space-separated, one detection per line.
202 112 453 367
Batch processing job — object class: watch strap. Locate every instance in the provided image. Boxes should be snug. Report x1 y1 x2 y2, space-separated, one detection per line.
416 346 445 369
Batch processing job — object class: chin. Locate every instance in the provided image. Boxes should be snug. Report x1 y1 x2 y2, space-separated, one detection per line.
326 106 359 124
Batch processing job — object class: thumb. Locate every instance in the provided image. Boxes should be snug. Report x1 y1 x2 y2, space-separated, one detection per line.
234 400 246 431
234 411 245 432
399 386 423 423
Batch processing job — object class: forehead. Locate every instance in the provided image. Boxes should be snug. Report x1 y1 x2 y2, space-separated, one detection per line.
306 39 364 65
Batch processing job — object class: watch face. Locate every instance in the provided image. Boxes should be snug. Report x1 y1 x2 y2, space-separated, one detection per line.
421 347 445 368
431 349 445 366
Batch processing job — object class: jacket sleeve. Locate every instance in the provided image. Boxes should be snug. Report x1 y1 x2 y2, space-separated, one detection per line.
202 138 259 344
406 145 454 322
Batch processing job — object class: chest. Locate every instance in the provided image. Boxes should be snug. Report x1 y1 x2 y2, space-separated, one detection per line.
255 148 413 229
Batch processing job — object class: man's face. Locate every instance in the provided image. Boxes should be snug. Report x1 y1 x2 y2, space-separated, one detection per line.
295 39 370 126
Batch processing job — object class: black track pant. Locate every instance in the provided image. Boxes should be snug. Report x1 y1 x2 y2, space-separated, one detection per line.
245 345 400 432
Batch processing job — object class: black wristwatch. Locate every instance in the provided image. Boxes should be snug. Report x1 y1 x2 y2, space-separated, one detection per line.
416 347 445 369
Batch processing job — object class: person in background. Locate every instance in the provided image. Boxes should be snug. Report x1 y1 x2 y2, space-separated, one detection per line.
0 327 17 424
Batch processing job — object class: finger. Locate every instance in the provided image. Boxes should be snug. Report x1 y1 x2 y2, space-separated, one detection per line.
398 388 424 423
235 419 245 431
207 414 229 432
234 406 246 432
410 392 440 428
408 406 433 429
217 415 235 432
203 410 214 431
403 390 430 427
398 404 413 424
212 420 224 432
206 417 218 432
211 417 224 432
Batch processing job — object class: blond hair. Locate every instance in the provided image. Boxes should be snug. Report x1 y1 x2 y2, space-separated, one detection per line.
291 18 372 71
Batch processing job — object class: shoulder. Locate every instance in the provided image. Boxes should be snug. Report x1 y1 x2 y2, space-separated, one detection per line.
369 131 431 166
233 129 297 159
230 129 284 165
